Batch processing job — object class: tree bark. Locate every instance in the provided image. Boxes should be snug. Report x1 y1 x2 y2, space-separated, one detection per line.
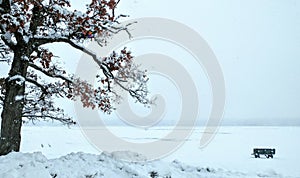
0 0 11 13
0 49 28 156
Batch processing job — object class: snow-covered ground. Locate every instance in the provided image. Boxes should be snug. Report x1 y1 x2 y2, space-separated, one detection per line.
0 126 299 177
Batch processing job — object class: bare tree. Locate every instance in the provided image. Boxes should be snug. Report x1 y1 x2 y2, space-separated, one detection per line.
0 0 150 156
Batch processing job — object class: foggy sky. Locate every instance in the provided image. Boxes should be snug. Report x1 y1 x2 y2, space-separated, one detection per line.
1 0 299 126
114 0 300 126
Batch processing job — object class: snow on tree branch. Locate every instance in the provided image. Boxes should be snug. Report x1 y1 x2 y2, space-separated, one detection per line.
1 0 129 44
100 48 151 105
0 0 151 126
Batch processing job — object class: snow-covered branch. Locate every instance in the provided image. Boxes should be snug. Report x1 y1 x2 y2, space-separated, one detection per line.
25 77 48 97
22 115 75 125
0 0 151 127
28 62 72 83
23 95 75 125
33 37 100 64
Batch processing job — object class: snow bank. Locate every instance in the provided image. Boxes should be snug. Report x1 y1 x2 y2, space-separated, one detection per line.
0 152 50 178
0 151 285 178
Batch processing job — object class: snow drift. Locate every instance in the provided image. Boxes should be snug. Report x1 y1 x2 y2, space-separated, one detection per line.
0 151 284 178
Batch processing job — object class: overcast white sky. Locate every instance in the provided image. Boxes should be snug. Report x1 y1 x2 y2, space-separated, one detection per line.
1 0 299 126
111 0 300 126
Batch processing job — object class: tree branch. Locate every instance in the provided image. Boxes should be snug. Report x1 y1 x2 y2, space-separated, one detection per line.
29 4 43 35
114 80 150 105
25 78 48 99
22 115 75 125
1 34 15 50
34 37 100 64
33 37 115 80
28 62 73 83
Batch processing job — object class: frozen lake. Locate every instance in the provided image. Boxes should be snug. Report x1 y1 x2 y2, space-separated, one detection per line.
20 126 300 177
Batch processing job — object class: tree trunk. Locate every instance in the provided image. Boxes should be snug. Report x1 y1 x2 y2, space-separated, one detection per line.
0 50 28 156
